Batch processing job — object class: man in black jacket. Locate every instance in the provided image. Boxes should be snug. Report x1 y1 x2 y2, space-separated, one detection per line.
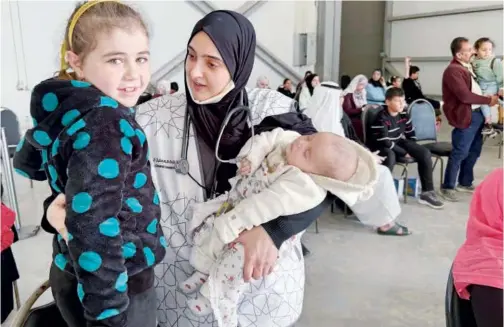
402 65 442 118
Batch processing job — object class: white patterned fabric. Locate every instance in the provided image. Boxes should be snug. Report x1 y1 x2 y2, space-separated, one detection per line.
135 89 304 327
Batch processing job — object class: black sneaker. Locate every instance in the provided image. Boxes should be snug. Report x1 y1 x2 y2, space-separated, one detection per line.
456 184 476 193
418 191 445 209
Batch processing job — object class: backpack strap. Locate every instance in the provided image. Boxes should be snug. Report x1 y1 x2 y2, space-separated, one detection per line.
491 57 496 70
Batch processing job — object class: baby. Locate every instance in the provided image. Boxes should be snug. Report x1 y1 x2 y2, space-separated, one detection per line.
180 127 378 326
472 37 503 134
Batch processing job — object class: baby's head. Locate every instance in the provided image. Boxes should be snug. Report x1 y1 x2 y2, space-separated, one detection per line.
474 37 494 60
285 132 358 181
58 1 150 107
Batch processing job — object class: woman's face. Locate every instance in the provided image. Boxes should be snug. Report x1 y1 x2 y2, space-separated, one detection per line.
356 79 367 92
311 75 320 87
185 31 232 101
372 70 381 81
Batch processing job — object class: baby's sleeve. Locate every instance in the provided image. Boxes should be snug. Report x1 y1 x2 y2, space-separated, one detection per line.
13 136 47 181
214 168 326 243
62 111 133 327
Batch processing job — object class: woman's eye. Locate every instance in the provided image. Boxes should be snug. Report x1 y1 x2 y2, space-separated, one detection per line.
208 61 218 69
137 57 149 64
187 53 196 60
108 58 122 64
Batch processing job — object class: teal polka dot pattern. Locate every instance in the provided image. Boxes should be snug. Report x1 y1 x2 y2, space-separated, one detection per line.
57 234 63 242
51 138 60 156
129 107 136 115
125 197 142 213
41 149 48 164
16 137 24 152
160 236 167 248
119 119 135 137
54 253 67 270
62 109 81 126
33 130 52 146
120 137 132 155
97 159 120 179
32 118 38 127
72 192 92 213
146 219 157 234
42 92 58 112
133 172 147 189
122 242 136 259
67 232 73 241
96 309 120 320
77 283 85 302
135 129 146 146
15 168 29 178
67 119 86 136
99 218 120 237
71 80 91 88
48 165 58 181
78 251 102 272
143 247 155 267
51 181 62 193
100 96 119 109
115 272 128 292
73 132 91 150
153 192 159 205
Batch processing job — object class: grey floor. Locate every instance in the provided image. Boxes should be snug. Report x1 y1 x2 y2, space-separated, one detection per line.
3 125 502 327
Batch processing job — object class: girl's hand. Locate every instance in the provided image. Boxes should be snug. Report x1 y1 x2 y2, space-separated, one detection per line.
48 193 69 240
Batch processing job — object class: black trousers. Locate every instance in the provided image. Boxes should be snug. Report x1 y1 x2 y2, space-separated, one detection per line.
471 285 503 327
49 264 157 327
379 139 434 192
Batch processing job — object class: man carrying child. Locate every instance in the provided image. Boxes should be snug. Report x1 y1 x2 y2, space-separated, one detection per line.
368 87 445 209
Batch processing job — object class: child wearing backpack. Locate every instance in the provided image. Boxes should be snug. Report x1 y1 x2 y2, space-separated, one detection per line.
473 37 503 134
13 1 166 326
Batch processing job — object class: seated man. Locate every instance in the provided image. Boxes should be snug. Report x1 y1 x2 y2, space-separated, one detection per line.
369 87 444 209
402 63 442 121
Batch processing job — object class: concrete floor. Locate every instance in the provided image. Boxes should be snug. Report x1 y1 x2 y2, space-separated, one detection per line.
3 125 502 327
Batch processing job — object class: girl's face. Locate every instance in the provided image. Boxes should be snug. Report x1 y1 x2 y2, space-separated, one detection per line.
185 31 232 101
477 41 493 59
372 70 381 81
67 27 150 107
392 77 401 88
311 75 320 87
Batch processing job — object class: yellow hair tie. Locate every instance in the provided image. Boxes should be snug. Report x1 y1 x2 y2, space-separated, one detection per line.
60 0 120 72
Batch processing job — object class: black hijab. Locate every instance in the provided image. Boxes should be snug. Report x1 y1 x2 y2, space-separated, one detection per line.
368 69 383 88
185 10 256 160
305 73 318 96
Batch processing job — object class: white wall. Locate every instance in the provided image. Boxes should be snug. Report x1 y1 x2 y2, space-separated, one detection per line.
387 1 503 96
1 0 317 133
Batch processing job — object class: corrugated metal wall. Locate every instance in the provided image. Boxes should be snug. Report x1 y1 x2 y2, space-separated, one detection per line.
383 1 503 96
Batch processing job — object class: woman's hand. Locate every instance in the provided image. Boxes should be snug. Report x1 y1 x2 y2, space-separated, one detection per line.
235 226 278 281
47 193 69 240
372 150 386 164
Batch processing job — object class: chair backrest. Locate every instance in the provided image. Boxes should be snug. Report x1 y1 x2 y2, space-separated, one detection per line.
445 265 477 327
0 108 21 158
407 99 437 142
361 105 383 145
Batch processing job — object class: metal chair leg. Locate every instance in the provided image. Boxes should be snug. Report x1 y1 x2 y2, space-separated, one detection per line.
315 219 319 234
439 157 445 190
29 179 33 189
404 167 408 204
13 280 21 310
330 201 334 213
343 204 348 217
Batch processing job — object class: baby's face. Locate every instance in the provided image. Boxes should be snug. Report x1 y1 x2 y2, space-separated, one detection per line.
285 133 357 180
477 42 493 59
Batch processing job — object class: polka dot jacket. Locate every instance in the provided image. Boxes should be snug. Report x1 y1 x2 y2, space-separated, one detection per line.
13 78 167 327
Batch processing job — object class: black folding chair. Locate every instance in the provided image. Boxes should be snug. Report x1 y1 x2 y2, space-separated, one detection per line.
408 99 452 190
445 266 477 327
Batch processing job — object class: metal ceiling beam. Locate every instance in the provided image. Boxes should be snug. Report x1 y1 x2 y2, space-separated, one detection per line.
387 4 503 22
152 0 303 84
315 0 342 82
385 55 504 63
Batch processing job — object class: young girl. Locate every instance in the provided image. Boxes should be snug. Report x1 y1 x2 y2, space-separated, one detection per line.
13 1 165 326
473 37 503 134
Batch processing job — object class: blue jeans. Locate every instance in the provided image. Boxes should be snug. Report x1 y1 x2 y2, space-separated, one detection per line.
442 110 484 189
479 81 499 119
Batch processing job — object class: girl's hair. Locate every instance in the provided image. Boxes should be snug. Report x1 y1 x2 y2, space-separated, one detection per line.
474 37 494 50
58 1 148 80
389 76 400 85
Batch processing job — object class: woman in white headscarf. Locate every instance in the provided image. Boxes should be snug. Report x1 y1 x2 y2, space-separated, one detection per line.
305 82 411 236
342 74 368 141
